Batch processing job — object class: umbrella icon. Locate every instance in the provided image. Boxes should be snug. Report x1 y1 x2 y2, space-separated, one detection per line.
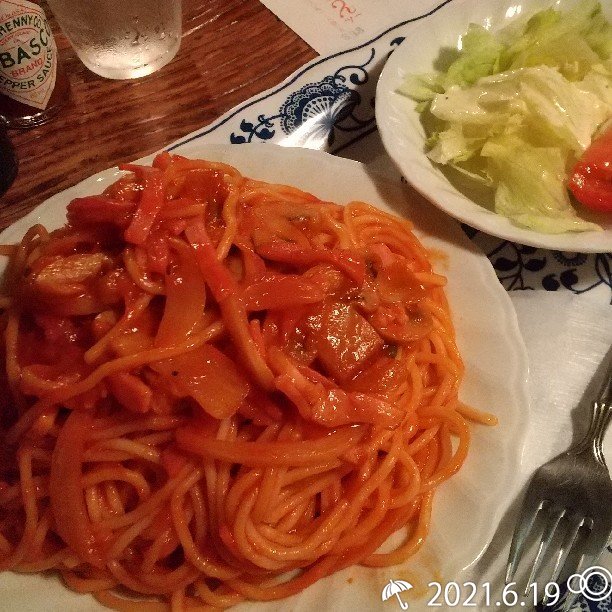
381 578 413 609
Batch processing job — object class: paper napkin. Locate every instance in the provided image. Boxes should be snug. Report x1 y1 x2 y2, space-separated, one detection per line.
259 0 439 55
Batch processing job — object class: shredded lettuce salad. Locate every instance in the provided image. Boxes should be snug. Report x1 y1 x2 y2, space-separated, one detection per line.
399 0 612 233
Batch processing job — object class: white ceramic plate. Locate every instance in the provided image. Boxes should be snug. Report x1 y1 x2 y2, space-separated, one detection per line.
376 0 612 253
0 144 529 611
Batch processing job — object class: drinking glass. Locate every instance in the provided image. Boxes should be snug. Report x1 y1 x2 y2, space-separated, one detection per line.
46 0 182 80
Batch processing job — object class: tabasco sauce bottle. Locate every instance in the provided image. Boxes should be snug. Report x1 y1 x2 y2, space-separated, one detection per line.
0 0 69 128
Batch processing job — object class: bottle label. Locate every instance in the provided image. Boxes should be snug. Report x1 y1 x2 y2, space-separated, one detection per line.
0 0 57 110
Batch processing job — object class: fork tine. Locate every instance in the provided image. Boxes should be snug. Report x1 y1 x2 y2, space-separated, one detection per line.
553 521 609 612
506 493 544 583
524 504 566 594
558 552 593 612
575 536 608 577
540 514 585 607
558 553 602 612
560 588 580 612
548 514 585 587
574 513 612 575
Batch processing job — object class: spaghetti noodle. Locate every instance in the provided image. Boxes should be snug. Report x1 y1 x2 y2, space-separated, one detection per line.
0 153 494 610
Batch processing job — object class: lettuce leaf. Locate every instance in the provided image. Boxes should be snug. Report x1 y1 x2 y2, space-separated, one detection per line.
481 136 600 233
445 24 504 87
501 0 610 80
398 1 612 233
430 66 610 154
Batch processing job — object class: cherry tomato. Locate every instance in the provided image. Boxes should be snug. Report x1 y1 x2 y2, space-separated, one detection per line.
569 127 612 213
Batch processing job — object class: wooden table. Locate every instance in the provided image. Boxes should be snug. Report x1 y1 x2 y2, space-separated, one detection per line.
0 0 315 230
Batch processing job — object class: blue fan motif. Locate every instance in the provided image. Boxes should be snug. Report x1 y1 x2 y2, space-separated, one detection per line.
278 75 357 145
229 48 377 148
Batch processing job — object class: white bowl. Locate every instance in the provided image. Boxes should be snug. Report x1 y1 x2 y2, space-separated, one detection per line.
375 0 612 253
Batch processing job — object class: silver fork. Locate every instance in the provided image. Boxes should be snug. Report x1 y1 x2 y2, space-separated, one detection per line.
506 347 612 604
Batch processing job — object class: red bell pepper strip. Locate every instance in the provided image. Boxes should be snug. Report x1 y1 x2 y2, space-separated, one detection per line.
66 196 136 229
242 274 325 311
256 241 366 286
145 232 170 275
152 151 173 171
184 222 236 302
107 372 152 414
124 170 165 245
234 240 267 285
185 221 275 390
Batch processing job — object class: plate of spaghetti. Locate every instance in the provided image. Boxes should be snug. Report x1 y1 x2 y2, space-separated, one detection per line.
0 144 528 611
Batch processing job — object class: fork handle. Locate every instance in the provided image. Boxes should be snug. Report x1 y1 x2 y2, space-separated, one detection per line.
576 399 612 465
